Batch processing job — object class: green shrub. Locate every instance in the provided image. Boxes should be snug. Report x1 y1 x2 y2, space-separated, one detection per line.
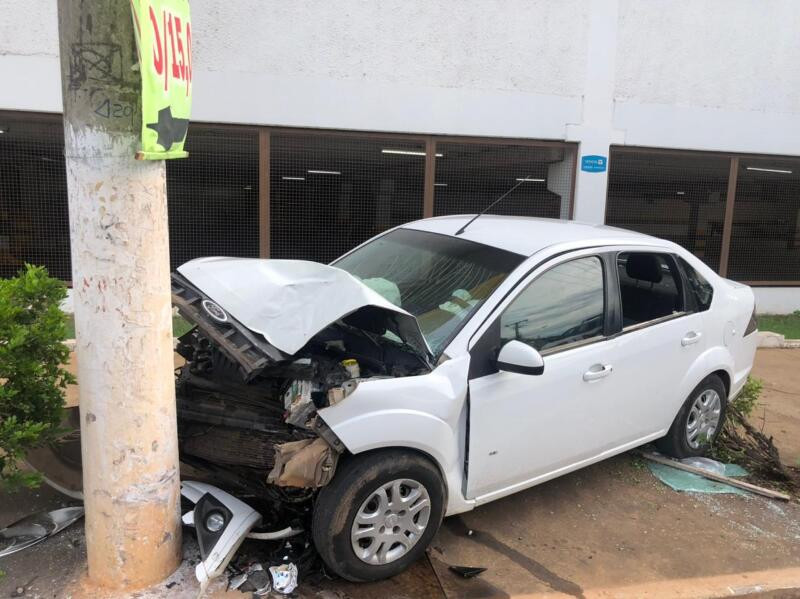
0 265 74 489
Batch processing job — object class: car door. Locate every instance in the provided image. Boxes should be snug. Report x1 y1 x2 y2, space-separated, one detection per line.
606 250 707 441
465 253 623 502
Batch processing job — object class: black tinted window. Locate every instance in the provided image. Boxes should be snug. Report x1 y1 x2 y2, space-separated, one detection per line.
618 252 683 328
677 257 713 311
500 257 605 352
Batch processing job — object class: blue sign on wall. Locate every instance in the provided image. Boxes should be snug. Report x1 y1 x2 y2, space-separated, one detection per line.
581 155 607 173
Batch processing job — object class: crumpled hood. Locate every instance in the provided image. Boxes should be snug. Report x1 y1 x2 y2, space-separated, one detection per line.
177 257 431 358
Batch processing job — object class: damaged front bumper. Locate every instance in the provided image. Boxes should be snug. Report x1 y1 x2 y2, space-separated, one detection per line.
180 481 302 590
172 258 431 498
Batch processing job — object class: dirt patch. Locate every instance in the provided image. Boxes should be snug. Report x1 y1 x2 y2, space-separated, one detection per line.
430 454 800 598
751 349 800 467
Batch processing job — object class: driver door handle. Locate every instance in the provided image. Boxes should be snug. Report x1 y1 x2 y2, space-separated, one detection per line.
583 363 613 382
681 331 702 346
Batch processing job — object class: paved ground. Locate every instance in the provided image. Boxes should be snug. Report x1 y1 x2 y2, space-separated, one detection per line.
1 349 798 599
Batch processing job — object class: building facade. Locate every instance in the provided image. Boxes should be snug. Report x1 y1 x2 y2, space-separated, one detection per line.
1 0 798 311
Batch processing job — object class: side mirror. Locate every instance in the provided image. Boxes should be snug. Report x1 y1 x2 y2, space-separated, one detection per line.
497 340 544 375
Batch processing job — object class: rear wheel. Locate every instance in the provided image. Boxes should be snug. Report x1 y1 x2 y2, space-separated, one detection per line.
656 374 727 458
312 449 445 582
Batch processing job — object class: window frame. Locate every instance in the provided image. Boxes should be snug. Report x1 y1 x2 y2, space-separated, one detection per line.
674 255 714 313
499 254 608 356
468 250 616 380
611 250 690 335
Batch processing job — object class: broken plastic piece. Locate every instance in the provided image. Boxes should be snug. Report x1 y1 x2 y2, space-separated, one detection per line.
0 506 84 558
267 437 339 488
449 565 487 578
269 563 298 595
180 481 261 591
246 526 303 541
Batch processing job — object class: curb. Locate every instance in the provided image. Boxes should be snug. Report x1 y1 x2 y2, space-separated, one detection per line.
756 331 800 348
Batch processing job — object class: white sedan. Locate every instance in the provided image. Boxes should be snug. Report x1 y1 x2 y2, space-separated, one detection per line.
172 215 758 583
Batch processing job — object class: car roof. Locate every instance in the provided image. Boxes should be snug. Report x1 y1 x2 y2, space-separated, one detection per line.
401 215 665 257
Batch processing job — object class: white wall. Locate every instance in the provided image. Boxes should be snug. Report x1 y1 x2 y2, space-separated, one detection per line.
753 288 800 315
614 0 800 156
1 0 799 300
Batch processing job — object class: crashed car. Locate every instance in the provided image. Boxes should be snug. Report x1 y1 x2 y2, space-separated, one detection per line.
173 215 758 582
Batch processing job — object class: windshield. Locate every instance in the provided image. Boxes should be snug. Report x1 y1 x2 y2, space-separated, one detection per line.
333 229 524 355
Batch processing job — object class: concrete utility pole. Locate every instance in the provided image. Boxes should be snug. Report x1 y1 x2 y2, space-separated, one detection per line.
57 1 181 588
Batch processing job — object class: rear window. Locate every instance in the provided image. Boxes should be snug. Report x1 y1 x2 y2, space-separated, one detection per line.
677 256 714 311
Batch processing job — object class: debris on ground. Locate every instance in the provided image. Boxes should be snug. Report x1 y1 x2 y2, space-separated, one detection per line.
269 563 299 595
643 452 790 500
228 562 272 595
448 565 487 578
0 506 84 558
181 480 327 595
646 455 749 496
716 403 793 484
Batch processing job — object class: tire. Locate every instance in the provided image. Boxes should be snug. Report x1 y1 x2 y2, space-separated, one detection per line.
656 374 727 459
312 449 445 582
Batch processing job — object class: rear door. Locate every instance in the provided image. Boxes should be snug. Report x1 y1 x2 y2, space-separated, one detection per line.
607 250 707 441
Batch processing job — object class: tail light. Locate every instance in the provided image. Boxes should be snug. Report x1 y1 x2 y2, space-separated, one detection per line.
744 307 758 336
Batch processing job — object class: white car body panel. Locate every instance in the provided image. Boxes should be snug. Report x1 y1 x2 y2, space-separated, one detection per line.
318 356 475 515
177 257 430 356
177 216 758 520
321 217 757 516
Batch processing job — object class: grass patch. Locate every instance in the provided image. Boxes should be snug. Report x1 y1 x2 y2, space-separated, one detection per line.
64 313 193 339
758 311 800 339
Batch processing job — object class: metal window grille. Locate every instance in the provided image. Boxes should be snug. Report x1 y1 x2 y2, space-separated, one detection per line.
605 149 730 273
726 157 800 282
270 132 425 264
433 143 575 219
0 112 71 280
166 125 260 270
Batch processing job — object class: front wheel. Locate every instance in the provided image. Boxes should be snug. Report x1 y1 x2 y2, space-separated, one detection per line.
656 374 727 458
311 449 445 582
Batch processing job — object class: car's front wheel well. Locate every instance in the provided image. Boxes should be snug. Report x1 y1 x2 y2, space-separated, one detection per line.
340 446 448 505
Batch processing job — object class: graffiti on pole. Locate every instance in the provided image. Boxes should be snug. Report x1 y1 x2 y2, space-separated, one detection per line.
130 0 192 160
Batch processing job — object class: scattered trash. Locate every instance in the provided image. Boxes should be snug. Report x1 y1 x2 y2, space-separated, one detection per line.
449 565 487 578
269 563 299 595
0 506 84 558
641 452 790 500
229 562 272 595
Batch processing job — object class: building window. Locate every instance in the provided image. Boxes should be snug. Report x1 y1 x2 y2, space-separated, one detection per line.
270 133 425 264
0 113 71 280
166 126 260 270
727 157 800 282
433 143 575 219
606 150 730 273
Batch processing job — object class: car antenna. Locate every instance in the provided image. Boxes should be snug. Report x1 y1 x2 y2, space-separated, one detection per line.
454 175 534 235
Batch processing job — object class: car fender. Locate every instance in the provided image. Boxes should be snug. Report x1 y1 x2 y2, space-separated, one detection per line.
665 345 734 429
317 356 474 515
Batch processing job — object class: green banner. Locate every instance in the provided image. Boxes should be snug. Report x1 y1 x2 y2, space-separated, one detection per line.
131 0 192 160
